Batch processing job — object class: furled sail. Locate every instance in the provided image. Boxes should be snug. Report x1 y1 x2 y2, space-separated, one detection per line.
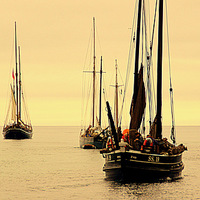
129 66 146 146
129 66 146 130
149 116 158 139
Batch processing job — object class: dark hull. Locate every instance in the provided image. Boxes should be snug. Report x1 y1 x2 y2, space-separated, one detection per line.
103 150 184 181
80 136 106 149
3 128 33 139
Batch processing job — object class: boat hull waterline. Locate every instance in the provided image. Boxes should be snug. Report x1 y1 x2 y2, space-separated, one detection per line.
103 150 184 181
3 128 32 139
80 136 106 149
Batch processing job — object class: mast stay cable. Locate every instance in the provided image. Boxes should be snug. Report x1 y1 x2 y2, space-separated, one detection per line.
165 0 176 144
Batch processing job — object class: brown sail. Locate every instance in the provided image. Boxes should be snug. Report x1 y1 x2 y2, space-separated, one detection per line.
129 66 146 145
149 116 158 139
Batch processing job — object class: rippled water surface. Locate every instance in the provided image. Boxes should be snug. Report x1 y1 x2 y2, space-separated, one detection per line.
0 126 199 199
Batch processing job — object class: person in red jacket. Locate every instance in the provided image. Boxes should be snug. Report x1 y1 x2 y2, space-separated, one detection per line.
141 135 154 152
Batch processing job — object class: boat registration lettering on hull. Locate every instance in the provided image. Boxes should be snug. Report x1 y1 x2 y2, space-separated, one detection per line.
107 155 112 161
107 154 121 161
148 156 160 162
130 155 137 160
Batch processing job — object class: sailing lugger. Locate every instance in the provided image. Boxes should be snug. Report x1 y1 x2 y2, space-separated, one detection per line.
101 0 187 181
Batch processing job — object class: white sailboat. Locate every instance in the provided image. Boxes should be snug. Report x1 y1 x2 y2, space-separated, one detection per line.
80 18 109 149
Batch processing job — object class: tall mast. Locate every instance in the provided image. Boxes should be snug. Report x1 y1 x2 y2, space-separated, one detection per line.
18 46 22 120
156 0 163 139
110 59 122 129
132 0 142 107
92 17 96 127
99 56 103 127
115 59 119 130
15 22 19 123
130 0 142 131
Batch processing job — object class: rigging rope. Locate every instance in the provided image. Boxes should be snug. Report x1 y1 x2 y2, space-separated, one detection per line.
150 0 158 113
116 66 124 125
81 29 93 128
151 0 158 53
119 0 138 127
141 0 158 128
21 85 31 125
4 93 12 126
83 77 92 127
142 0 151 131
165 0 176 144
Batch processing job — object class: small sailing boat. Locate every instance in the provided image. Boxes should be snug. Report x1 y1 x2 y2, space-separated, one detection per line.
80 18 109 149
101 0 187 181
3 22 33 139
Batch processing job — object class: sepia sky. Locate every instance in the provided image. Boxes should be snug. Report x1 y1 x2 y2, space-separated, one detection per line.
0 0 199 126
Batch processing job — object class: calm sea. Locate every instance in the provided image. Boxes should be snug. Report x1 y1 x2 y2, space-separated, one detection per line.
0 126 199 200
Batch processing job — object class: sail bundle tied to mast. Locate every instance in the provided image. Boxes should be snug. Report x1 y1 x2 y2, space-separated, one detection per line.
129 65 146 144
149 116 159 139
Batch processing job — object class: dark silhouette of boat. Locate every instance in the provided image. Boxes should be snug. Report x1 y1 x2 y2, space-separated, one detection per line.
3 22 33 139
101 0 187 181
